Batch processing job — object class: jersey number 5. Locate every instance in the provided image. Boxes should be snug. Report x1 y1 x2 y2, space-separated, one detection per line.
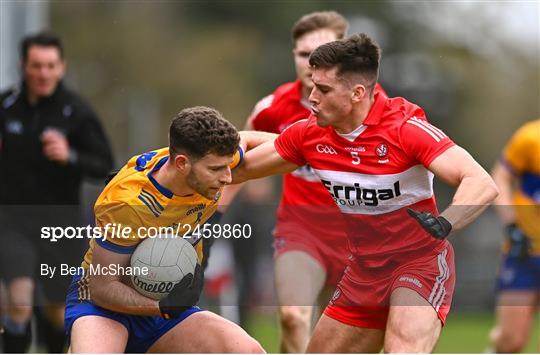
350 152 360 165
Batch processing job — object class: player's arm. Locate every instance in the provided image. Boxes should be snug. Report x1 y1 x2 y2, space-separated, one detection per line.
90 243 203 318
89 243 161 316
239 130 278 151
232 140 299 184
490 160 516 224
427 145 499 231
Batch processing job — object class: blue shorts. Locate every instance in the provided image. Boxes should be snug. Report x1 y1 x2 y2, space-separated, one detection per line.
496 255 540 291
64 274 202 353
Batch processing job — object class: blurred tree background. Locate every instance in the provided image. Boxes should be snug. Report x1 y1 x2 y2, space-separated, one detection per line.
42 0 538 165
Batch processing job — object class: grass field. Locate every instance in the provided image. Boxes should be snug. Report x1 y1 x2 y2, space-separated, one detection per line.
246 312 539 353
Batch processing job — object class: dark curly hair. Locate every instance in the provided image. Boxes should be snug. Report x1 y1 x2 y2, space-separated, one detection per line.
169 106 239 160
309 33 381 94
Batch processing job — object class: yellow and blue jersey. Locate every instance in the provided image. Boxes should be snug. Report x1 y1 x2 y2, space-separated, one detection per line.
500 119 540 254
81 147 242 270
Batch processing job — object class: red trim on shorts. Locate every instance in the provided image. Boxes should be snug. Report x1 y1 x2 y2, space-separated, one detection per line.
324 304 387 329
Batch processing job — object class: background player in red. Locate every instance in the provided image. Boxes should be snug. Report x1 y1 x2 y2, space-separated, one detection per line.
246 12 385 352
233 33 498 352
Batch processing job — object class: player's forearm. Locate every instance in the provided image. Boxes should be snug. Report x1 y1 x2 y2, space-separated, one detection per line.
441 173 499 231
90 278 161 316
490 162 517 224
239 131 277 151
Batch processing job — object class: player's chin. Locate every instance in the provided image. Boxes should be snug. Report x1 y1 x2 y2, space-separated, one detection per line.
316 116 329 127
206 187 220 199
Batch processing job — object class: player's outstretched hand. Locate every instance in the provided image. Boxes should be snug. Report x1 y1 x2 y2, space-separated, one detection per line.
506 224 531 261
159 264 204 319
407 208 452 240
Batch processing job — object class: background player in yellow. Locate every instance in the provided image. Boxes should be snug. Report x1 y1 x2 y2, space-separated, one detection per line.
488 118 540 353
64 106 268 353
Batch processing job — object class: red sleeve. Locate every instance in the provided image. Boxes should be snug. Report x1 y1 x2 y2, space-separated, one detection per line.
399 115 455 167
249 95 279 133
274 119 308 166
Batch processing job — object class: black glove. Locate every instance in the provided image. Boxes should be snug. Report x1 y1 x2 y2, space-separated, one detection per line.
201 211 223 271
159 264 204 319
506 223 531 261
407 208 452 240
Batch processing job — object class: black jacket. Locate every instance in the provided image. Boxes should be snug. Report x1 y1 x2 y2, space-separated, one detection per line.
0 81 113 204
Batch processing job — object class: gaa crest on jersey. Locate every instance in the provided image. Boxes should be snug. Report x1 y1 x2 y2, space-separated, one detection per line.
316 144 338 155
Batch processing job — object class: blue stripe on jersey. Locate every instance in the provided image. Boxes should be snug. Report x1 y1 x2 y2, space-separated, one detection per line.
141 189 164 211
500 157 518 176
95 237 137 254
138 195 161 217
147 157 173 199
521 172 540 202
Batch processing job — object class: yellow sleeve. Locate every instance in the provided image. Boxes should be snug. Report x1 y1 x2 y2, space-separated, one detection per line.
229 147 244 170
502 123 535 175
94 202 145 254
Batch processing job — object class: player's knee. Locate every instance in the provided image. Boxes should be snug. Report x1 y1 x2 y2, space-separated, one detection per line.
238 337 265 354
385 323 433 353
279 306 310 331
493 329 528 353
8 304 33 323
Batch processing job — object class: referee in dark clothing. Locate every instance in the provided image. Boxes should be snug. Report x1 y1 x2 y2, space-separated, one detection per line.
0 31 113 353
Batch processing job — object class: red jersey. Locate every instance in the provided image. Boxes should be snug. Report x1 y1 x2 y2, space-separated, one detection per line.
251 81 385 242
274 91 455 258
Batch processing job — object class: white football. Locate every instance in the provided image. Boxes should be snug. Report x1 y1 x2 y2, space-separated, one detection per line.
130 235 198 300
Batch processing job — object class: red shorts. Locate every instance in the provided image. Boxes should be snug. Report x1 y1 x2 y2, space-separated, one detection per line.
324 243 455 329
274 206 350 288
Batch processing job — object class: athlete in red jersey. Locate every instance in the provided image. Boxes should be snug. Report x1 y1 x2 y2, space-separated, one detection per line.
245 12 351 353
233 34 498 352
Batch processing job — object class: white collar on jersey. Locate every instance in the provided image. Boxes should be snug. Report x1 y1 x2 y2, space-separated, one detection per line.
336 124 368 142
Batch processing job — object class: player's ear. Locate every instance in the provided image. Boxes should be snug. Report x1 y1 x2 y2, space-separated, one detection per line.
351 84 366 103
173 154 190 173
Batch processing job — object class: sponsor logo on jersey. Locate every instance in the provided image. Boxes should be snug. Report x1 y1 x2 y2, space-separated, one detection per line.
186 204 205 216
316 144 338 155
321 180 401 207
399 276 422 288
345 146 366 152
330 287 341 304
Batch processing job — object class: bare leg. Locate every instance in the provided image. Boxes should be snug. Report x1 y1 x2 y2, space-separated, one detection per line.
384 287 442 353
306 314 384 353
147 311 264 353
489 291 538 353
70 315 128 353
275 251 327 353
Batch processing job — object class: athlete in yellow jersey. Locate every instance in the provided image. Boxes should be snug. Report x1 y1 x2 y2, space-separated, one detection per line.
488 118 540 353
64 106 266 353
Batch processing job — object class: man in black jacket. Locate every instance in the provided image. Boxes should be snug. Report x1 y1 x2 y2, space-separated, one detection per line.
0 31 113 353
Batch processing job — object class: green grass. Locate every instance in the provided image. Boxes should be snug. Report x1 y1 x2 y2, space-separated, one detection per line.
245 312 539 353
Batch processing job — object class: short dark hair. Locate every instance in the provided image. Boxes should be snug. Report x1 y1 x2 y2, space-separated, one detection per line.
21 31 64 62
291 11 348 44
169 106 240 160
309 33 381 92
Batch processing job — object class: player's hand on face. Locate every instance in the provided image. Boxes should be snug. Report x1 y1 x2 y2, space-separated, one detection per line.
158 263 204 319
407 208 452 240
506 224 531 261
41 128 70 164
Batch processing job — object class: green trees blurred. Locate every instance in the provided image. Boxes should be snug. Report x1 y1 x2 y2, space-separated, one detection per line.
51 1 538 166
